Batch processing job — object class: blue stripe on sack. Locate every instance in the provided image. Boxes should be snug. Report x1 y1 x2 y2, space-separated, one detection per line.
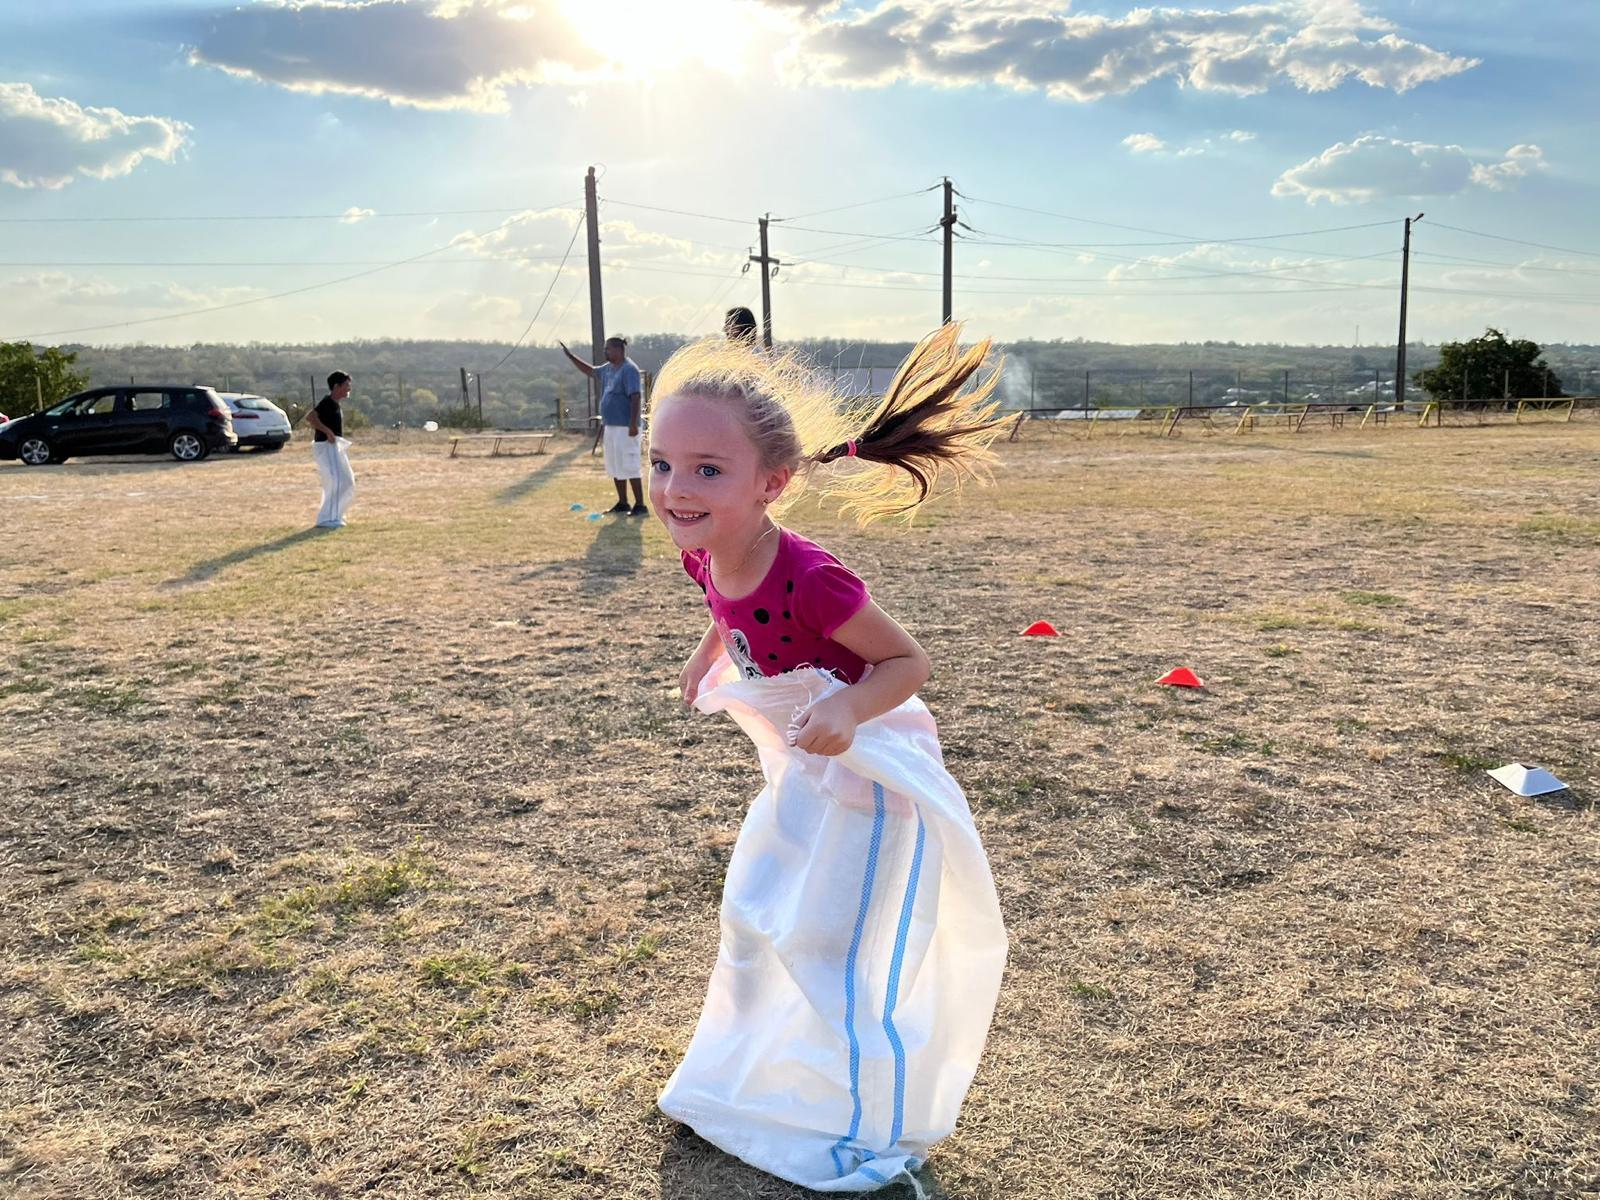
881 808 926 1150
859 1164 890 1185
828 782 887 1178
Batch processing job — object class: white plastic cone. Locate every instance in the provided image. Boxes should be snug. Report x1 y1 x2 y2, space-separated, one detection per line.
1486 763 1568 797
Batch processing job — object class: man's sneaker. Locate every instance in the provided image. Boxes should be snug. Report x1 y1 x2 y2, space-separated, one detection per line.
630 503 649 517
606 502 630 514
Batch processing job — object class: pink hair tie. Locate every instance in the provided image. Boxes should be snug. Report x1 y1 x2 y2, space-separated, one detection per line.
844 439 858 458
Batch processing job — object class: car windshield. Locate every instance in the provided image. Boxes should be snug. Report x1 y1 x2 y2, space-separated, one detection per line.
45 397 85 416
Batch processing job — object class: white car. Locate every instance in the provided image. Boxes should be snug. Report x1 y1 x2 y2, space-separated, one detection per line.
219 392 292 451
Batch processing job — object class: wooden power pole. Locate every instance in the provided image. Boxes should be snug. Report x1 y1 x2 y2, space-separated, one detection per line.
585 167 605 420
940 177 956 325
749 215 781 349
1395 212 1423 411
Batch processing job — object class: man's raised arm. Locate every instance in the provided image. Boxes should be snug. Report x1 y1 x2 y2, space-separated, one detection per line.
558 341 597 379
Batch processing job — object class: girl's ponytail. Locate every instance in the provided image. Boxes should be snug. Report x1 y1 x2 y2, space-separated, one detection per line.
813 323 1005 522
648 322 1006 525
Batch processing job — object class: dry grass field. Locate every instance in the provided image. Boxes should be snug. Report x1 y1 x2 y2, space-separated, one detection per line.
2 417 1598 1200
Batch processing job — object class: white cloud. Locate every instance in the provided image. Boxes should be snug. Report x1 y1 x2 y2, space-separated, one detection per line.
187 0 607 113
3 272 257 310
1101 240 1377 285
1273 136 1546 204
783 0 1476 101
340 206 375 223
453 208 736 272
1124 129 1261 157
0 82 189 190
184 0 1473 112
423 291 523 327
1470 143 1544 190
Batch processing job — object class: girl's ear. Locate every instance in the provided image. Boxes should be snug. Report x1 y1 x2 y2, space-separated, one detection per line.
761 465 791 506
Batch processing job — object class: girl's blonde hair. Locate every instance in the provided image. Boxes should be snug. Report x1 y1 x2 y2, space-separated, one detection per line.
648 323 1006 523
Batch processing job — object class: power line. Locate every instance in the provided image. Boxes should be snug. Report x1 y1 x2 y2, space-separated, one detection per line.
683 265 751 336
785 226 942 267
602 198 750 226
1413 251 1600 278
0 255 581 268
771 185 940 223
1426 221 1600 261
767 222 959 244
5 210 535 341
608 259 1370 298
479 211 585 375
609 256 1600 306
784 247 1399 286
956 192 1393 247
0 201 581 225
962 226 1384 292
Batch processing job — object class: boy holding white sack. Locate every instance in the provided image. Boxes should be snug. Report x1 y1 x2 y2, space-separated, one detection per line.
304 370 355 530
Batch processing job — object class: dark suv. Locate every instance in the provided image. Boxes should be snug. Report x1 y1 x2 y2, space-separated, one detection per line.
0 385 237 465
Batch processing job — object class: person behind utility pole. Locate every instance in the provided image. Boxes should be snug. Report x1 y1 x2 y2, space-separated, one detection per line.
303 370 355 529
724 306 758 345
560 335 646 515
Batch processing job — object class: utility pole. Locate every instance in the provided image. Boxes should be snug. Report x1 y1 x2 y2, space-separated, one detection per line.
749 215 780 349
940 177 956 325
398 373 405 428
460 366 470 411
1395 212 1423 411
585 166 605 422
476 372 484 424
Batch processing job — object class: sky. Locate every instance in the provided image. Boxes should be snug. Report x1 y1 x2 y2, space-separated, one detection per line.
0 0 1596 349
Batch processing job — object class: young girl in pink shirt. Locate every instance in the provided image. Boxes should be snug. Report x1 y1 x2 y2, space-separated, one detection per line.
649 324 1010 1192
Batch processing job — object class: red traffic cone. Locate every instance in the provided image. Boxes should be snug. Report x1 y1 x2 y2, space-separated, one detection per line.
1157 667 1204 689
1022 620 1060 637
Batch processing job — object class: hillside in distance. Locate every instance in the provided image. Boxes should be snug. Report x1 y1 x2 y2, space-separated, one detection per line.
60 336 1600 428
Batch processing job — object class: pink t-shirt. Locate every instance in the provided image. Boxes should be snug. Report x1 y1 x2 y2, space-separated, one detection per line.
682 528 871 684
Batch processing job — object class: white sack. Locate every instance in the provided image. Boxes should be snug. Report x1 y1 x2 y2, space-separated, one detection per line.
659 659 1007 1192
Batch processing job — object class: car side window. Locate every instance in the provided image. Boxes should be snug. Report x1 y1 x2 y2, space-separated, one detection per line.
128 391 169 412
83 395 118 416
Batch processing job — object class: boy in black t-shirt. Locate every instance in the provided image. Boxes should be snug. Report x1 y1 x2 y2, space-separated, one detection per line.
305 371 356 528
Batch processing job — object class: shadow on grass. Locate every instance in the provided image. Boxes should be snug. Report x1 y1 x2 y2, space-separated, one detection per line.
1237 441 1379 460
168 526 333 586
656 1124 946 1199
493 439 589 504
518 516 645 596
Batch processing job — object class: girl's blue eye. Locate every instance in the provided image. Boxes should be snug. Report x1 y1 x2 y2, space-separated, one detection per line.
697 465 721 478
651 459 669 473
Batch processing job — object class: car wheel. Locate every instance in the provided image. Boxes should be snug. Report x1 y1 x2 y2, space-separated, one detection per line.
170 431 208 462
18 436 55 466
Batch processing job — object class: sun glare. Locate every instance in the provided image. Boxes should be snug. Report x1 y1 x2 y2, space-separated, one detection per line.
555 0 756 76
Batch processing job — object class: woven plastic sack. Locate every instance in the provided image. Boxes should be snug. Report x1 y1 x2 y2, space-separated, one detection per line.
312 435 355 527
659 658 1007 1191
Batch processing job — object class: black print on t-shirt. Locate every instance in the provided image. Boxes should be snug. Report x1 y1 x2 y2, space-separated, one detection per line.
725 628 764 680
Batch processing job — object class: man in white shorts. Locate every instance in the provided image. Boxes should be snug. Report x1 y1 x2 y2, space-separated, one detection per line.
560 336 645 516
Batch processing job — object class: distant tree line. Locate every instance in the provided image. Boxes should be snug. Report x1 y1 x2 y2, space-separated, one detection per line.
1 332 1595 425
